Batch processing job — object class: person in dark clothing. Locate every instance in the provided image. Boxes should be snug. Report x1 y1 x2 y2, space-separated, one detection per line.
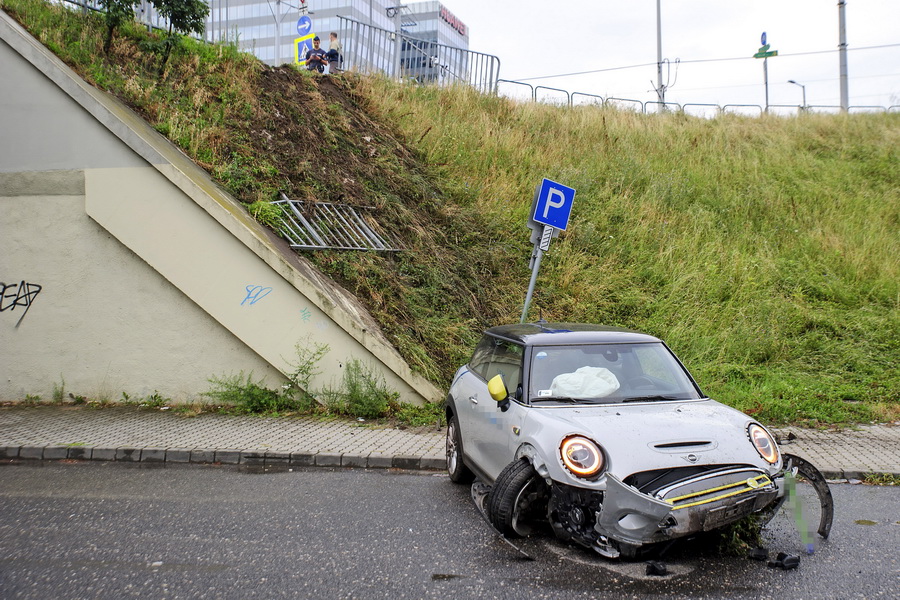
305 36 328 73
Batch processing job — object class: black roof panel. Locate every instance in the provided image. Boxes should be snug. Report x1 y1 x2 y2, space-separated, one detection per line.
485 322 661 346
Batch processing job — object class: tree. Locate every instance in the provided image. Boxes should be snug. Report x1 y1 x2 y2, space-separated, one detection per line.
99 0 136 54
149 0 209 74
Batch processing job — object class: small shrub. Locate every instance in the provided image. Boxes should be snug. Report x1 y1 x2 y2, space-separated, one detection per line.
204 372 289 413
393 401 444 428
331 359 400 419
142 391 171 408
714 515 763 556
283 340 330 411
52 377 65 404
249 200 285 229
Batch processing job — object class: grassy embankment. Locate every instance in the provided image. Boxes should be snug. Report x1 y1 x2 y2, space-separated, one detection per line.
4 0 898 426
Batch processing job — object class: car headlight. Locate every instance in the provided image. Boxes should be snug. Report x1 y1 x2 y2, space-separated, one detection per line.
560 436 605 478
748 424 779 464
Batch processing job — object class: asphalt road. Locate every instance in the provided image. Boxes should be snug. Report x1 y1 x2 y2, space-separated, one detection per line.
0 461 897 599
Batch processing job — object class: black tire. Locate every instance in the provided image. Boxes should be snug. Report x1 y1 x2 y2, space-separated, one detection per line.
487 458 548 537
446 414 474 484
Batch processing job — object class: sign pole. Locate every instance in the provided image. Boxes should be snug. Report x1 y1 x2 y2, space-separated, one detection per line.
753 32 778 112
521 178 576 323
520 246 543 324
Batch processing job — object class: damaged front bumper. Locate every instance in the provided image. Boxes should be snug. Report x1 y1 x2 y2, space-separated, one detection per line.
552 466 781 557
597 468 780 546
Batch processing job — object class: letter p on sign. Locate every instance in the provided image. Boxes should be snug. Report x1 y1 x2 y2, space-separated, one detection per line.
532 178 576 231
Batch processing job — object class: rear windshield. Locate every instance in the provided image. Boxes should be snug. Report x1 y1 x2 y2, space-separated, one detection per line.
528 343 702 404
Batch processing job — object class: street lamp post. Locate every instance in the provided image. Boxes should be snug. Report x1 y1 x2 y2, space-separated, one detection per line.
787 79 807 112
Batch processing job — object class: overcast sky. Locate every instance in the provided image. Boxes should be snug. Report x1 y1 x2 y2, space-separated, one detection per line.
442 0 899 111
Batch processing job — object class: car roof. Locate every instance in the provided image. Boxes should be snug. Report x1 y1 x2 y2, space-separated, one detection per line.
484 322 661 346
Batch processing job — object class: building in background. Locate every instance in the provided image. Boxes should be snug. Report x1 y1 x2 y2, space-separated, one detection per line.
398 1 469 83
202 0 469 70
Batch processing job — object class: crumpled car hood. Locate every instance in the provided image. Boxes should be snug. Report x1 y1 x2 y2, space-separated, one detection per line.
523 398 777 481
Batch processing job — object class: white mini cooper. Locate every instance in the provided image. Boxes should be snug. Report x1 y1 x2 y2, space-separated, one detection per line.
445 323 831 558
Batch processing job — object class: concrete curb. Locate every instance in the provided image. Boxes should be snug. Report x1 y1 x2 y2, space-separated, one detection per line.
4 443 900 479
0 444 448 471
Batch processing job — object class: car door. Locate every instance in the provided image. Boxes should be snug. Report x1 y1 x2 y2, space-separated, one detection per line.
450 336 495 470
468 338 526 481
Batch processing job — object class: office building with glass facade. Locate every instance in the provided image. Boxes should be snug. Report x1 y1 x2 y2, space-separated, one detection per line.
202 0 469 69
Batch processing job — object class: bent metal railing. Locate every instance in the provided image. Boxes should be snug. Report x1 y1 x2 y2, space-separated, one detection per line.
273 194 401 252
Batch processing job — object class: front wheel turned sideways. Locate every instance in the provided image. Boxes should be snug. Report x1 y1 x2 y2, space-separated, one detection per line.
487 459 549 537
446 414 474 484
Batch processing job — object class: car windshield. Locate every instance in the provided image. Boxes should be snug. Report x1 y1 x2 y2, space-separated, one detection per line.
527 342 702 404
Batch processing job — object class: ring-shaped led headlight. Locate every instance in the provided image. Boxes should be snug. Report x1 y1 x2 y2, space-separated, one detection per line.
748 424 779 464
560 436 604 478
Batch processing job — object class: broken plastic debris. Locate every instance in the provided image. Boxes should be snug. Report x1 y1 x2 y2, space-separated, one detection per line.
767 552 800 570
645 561 667 576
749 547 769 561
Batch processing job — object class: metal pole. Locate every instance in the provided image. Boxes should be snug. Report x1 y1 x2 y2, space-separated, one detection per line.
656 0 664 103
838 0 849 112
394 8 402 79
275 1 281 65
764 56 769 112
520 247 543 324
789 80 807 111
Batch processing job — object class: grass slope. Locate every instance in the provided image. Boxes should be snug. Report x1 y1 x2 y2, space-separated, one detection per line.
4 0 898 426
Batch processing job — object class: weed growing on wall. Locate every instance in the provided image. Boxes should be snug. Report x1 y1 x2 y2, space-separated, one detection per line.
320 359 399 419
51 377 65 404
282 339 330 412
204 371 292 414
202 341 443 425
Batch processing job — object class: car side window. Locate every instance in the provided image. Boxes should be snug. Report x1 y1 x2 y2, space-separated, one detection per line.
485 340 524 394
468 336 496 380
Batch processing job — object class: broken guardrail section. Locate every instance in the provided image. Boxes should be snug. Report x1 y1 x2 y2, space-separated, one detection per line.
273 193 401 252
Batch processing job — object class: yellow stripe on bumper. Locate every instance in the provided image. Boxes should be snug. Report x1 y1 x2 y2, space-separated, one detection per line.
666 475 773 510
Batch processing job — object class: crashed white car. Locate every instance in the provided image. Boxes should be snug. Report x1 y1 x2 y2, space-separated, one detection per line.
445 323 827 559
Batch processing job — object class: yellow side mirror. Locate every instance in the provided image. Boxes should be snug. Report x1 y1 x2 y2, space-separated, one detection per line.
487 374 508 402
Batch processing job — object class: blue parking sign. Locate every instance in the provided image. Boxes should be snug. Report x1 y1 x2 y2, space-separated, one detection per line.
532 178 576 230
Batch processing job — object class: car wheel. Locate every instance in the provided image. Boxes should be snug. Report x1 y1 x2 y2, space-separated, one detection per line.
446 414 474 484
487 458 548 537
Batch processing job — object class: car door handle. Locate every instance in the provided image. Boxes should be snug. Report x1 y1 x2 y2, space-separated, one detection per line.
469 396 478 404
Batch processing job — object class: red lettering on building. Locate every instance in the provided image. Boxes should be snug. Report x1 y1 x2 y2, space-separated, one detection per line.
440 5 467 37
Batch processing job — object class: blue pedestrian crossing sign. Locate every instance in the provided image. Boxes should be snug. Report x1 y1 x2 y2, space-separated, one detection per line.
295 33 315 65
531 178 576 231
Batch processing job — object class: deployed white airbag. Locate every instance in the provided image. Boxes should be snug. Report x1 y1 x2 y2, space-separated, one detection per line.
550 367 620 398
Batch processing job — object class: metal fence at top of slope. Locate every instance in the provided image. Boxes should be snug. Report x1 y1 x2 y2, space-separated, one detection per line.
54 0 893 118
335 16 499 93
498 79 900 118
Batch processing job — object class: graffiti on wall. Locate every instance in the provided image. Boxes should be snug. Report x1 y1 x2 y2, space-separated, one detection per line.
241 285 272 306
1 280 42 327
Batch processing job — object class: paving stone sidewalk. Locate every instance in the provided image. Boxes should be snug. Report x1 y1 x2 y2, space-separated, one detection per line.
1 406 898 478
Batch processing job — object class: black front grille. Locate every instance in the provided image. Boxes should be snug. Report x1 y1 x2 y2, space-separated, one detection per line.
624 465 748 495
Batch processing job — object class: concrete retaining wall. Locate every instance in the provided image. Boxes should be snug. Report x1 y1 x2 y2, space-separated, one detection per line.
0 11 441 405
